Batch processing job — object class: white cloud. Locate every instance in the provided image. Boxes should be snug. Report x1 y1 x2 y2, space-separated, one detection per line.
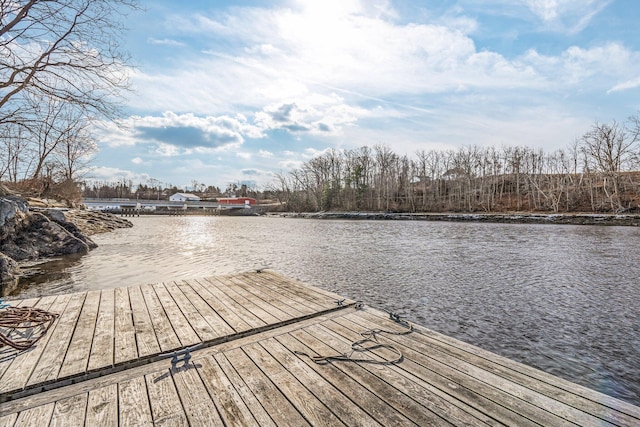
254 94 360 135
521 42 639 88
278 159 304 170
155 143 180 157
130 0 545 119
608 77 640 93
85 166 151 184
98 112 266 154
147 37 185 46
520 0 612 33
131 157 143 164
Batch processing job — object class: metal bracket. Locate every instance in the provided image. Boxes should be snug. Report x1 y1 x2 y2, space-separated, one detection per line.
389 312 402 322
164 343 203 369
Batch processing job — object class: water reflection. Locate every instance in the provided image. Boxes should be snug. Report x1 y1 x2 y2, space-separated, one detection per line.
12 216 640 406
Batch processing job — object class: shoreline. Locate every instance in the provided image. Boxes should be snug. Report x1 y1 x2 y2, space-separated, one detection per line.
1 202 132 296
271 211 640 226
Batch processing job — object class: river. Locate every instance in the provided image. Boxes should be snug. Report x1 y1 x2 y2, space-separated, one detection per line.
13 215 640 406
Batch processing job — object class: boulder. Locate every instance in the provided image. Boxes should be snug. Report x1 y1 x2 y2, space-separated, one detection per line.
0 195 133 295
0 195 28 229
1 211 91 261
41 210 98 249
0 252 19 296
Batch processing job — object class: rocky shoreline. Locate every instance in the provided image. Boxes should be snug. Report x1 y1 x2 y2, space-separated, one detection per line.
272 211 640 226
0 194 132 296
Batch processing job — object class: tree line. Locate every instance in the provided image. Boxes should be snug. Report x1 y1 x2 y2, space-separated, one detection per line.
269 116 640 214
80 180 257 201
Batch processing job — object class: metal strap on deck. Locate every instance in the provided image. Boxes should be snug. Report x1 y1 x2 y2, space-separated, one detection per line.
295 310 413 365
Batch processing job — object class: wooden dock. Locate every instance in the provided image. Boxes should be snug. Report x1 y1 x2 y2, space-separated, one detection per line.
0 271 638 426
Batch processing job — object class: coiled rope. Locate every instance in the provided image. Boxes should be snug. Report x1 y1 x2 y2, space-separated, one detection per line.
0 306 59 351
295 311 413 365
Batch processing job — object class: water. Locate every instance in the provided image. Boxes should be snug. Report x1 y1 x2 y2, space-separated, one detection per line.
13 216 640 406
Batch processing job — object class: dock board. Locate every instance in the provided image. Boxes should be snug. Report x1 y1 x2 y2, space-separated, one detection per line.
0 271 353 401
0 271 638 426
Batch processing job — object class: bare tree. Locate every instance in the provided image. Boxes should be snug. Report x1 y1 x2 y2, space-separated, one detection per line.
0 0 138 124
581 120 638 211
53 114 96 181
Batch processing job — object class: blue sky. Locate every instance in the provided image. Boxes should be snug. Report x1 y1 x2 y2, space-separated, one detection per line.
90 0 640 191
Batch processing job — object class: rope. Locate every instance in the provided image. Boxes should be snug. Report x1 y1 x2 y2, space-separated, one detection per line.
295 311 413 365
0 307 59 351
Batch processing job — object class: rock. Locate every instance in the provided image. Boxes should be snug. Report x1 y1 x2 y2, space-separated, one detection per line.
0 195 28 229
41 210 98 249
0 252 20 295
62 210 133 235
1 211 91 261
0 196 133 295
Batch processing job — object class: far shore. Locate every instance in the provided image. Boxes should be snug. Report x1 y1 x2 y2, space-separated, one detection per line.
269 211 640 226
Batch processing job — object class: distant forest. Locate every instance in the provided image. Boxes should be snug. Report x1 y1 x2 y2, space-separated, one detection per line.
270 116 640 214
79 116 640 214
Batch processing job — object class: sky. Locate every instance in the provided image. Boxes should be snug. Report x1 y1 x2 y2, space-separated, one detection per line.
89 0 640 191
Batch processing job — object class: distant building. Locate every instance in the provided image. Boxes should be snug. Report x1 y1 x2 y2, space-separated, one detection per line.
217 197 257 206
169 192 201 202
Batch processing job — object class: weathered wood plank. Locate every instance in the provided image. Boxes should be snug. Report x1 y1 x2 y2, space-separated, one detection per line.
145 369 188 426
332 317 506 426
247 272 342 309
223 347 311 426
288 328 447 427
128 286 161 358
85 384 117 427
58 290 101 378
161 281 216 342
202 277 275 327
49 393 87 427
281 331 445 427
238 272 330 313
173 280 235 338
0 296 53 384
12 402 54 427
260 271 351 305
317 320 556 426
316 318 510 426
87 288 116 371
25 292 86 387
190 279 258 331
196 355 267 427
225 276 305 319
114 286 137 365
152 283 200 347
242 341 346 427
171 364 224 426
212 352 278 427
140 284 181 353
118 376 153 426
0 294 71 395
348 309 640 426
262 337 387 427
0 413 17 427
